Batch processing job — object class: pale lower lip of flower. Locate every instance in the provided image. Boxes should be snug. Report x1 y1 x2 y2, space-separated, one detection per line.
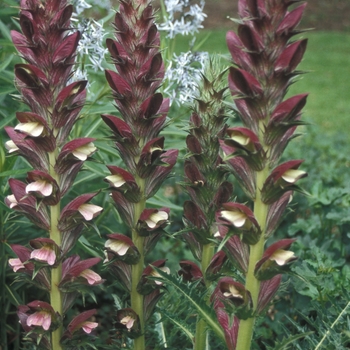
26 180 53 197
150 146 163 152
120 316 135 330
282 169 306 183
30 246 56 265
223 284 243 298
72 142 96 161
78 204 103 221
15 122 44 137
221 210 246 227
270 249 295 266
105 239 129 256
229 133 250 146
146 211 168 228
151 266 170 285
5 140 19 153
9 258 25 272
82 321 98 334
27 311 51 331
6 194 18 208
79 269 102 285
105 174 126 187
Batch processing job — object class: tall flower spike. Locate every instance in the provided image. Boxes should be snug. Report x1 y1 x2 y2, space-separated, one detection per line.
221 1 309 349
102 1 177 347
180 60 235 350
7 1 102 349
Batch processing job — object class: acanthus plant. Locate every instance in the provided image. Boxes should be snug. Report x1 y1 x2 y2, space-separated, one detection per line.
5 0 103 349
180 60 235 349
213 0 309 349
101 0 178 348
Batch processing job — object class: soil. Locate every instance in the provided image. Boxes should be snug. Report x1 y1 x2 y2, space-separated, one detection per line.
202 0 350 32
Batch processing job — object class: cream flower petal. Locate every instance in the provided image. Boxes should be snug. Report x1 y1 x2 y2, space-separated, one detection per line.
105 239 130 256
26 180 53 197
282 169 306 183
120 316 135 330
230 133 250 146
5 140 19 153
105 174 126 187
72 142 96 161
6 194 18 208
221 210 246 227
78 204 103 221
270 249 295 266
15 122 44 137
146 211 168 228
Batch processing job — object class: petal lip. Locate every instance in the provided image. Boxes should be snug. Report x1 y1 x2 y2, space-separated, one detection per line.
78 203 103 221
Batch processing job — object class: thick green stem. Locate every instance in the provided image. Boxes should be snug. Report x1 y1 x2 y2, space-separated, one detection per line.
49 152 63 350
194 242 215 350
131 177 146 350
235 151 270 350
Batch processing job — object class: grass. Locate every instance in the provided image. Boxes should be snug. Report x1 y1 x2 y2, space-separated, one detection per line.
171 30 350 137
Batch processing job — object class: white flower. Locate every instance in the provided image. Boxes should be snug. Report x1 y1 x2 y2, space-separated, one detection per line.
105 174 126 188
270 249 296 266
120 315 135 330
282 169 307 183
26 180 53 197
105 239 130 256
159 0 207 38
5 140 19 153
163 51 209 105
15 122 44 137
78 204 103 220
73 0 92 15
145 211 169 229
72 142 96 160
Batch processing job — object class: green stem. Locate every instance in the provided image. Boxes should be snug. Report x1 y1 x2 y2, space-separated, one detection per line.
235 164 269 350
49 152 63 350
131 177 146 350
194 242 215 350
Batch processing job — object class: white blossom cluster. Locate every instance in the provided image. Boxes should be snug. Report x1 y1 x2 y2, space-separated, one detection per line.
163 51 209 105
72 0 111 15
70 0 109 77
159 0 207 38
75 18 108 71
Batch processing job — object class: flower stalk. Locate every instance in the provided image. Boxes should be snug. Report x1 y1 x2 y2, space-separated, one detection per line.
181 60 232 348
6 1 103 348
102 0 178 347
219 0 309 348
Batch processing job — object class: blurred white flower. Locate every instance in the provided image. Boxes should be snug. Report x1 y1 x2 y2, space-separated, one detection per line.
76 19 108 71
163 51 209 105
159 0 207 38
73 0 92 15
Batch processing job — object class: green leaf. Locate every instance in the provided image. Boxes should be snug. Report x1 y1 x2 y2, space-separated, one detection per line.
0 168 31 177
152 268 225 341
5 284 22 306
147 195 183 211
0 53 14 71
267 331 314 350
0 20 11 41
161 310 194 341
